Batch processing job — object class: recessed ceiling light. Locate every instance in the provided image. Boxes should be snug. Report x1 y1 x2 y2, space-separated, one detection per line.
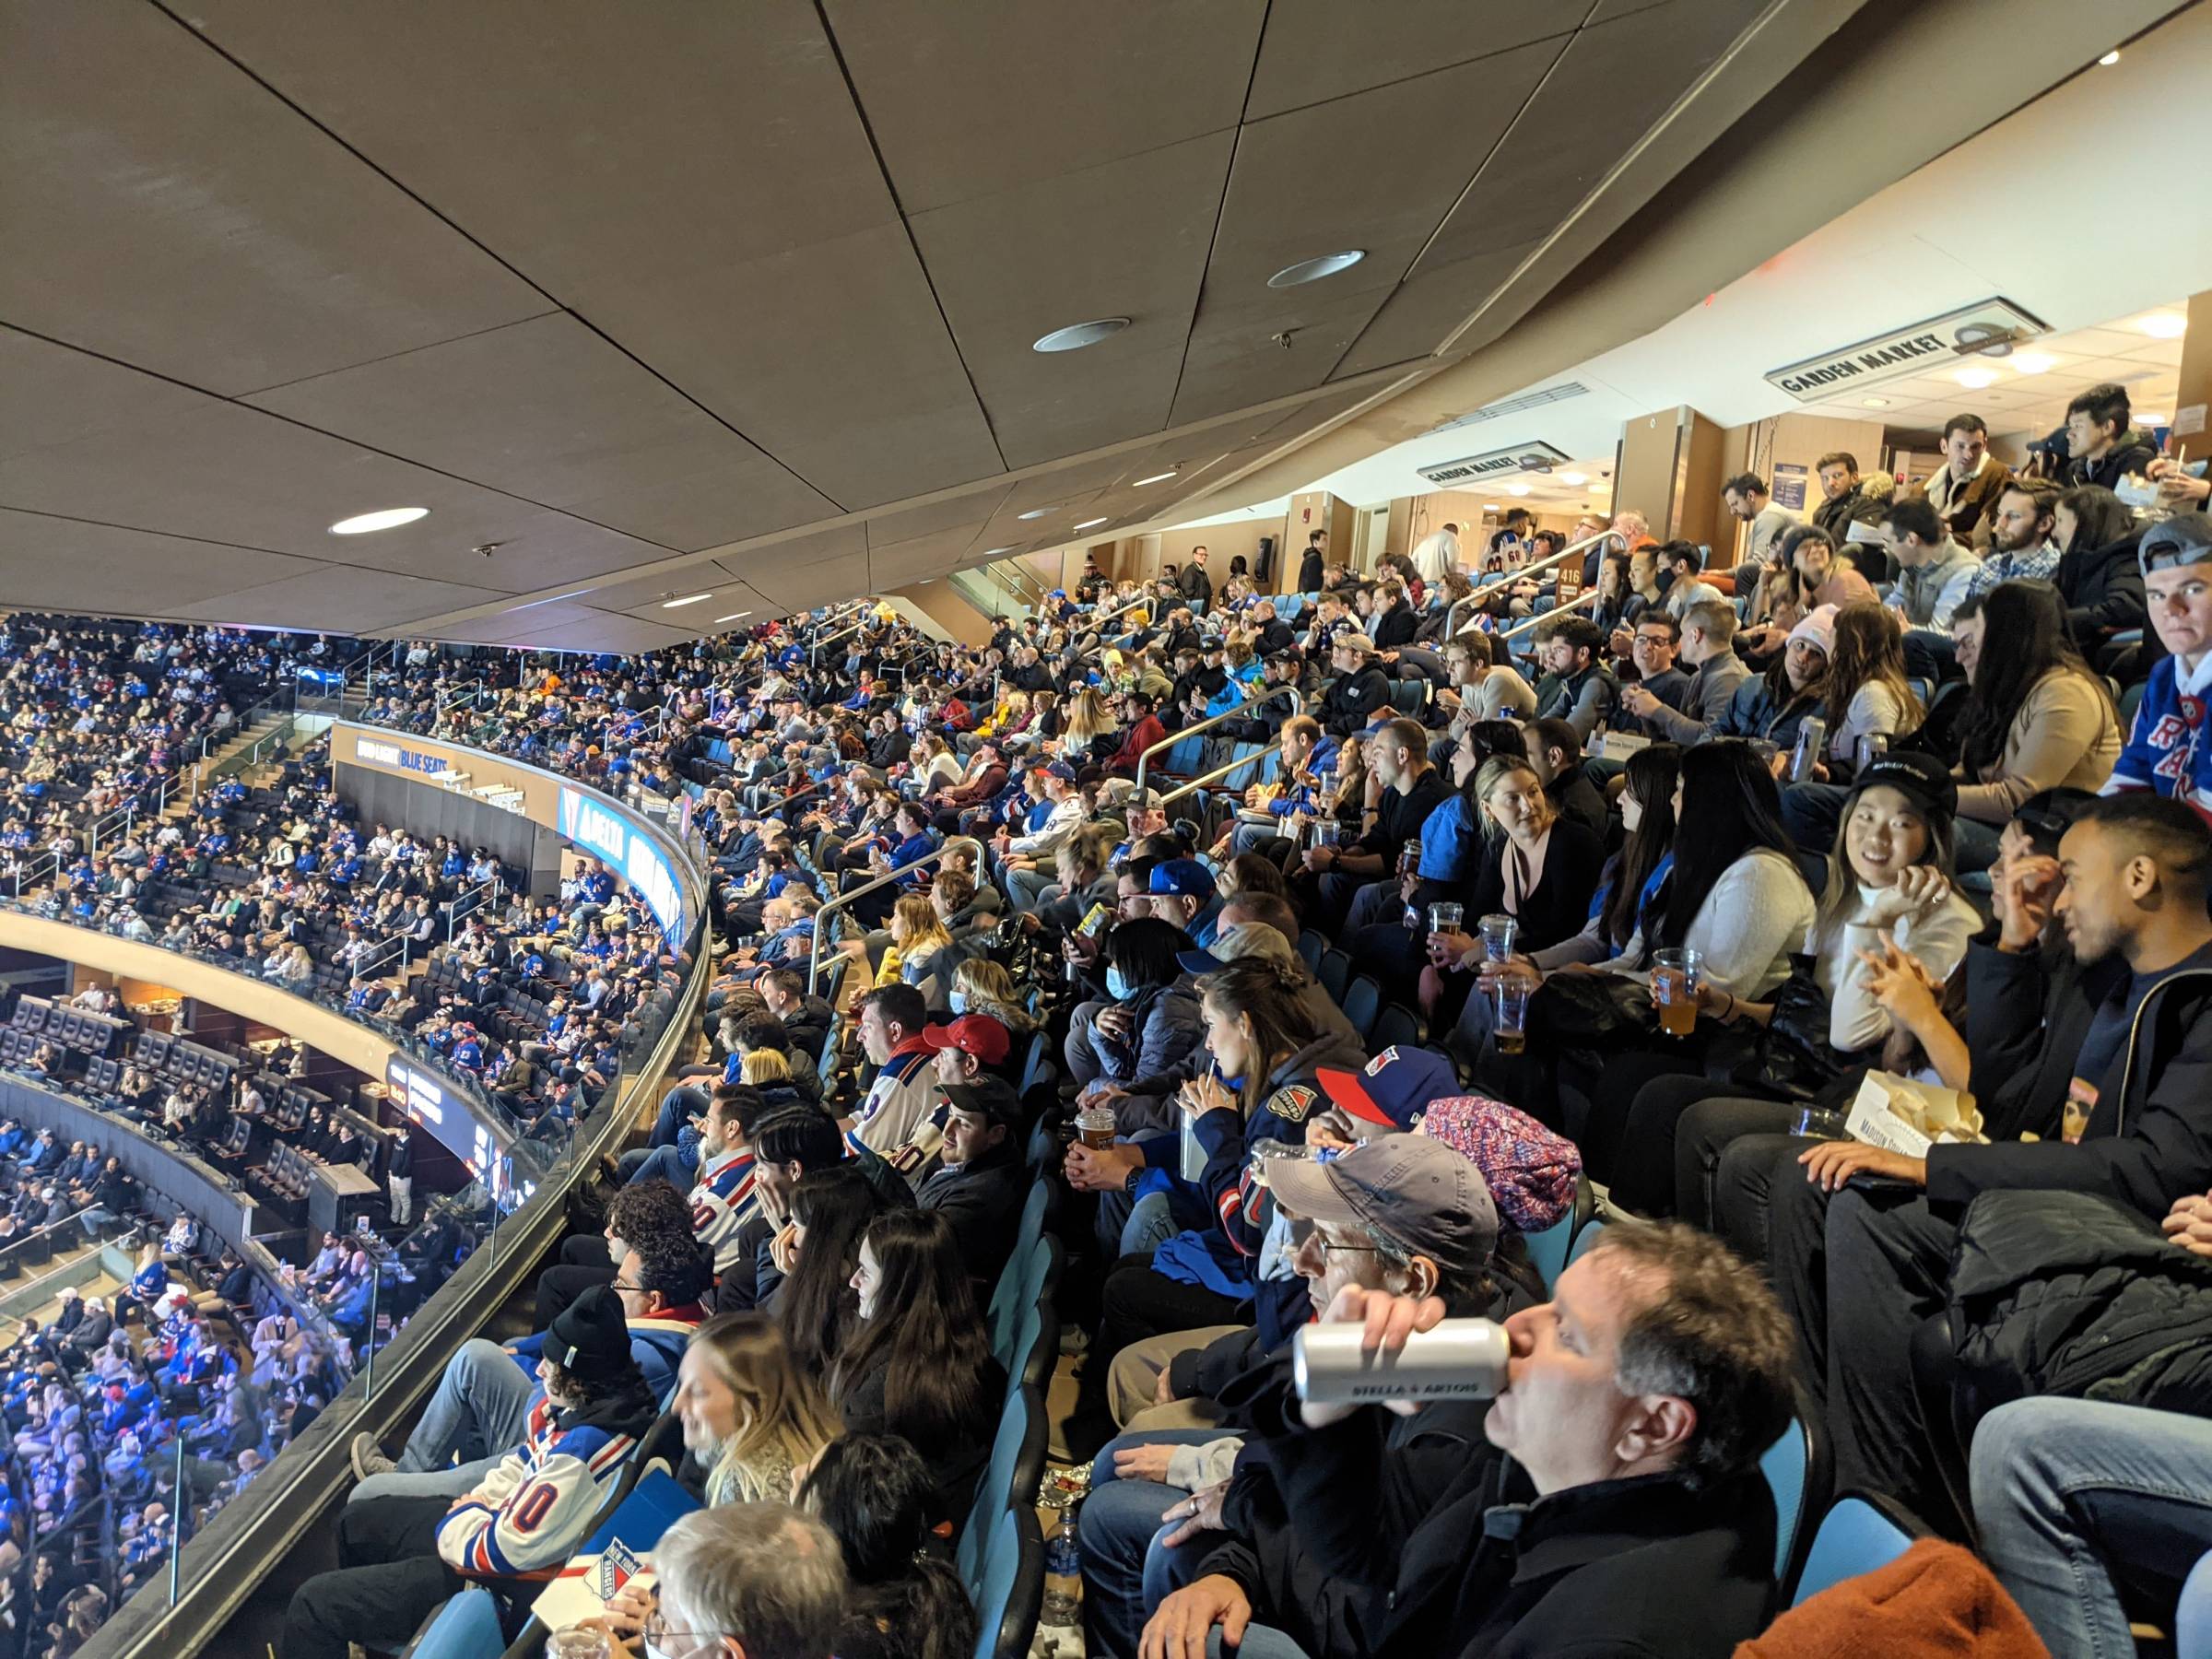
2138 312 2189 339
1266 251 1367 288
1558 471 1587 486
1032 317 1131 353
2099 49 2121 65
2011 352 2055 375
1953 367 1998 389
982 547 1015 556
1073 517 1110 531
2139 412 2171 426
712 610 753 624
329 506 429 535
661 593 713 608
1506 484 1532 497
1482 502 1500 512
1133 470 1180 486
1016 507 1054 521
1862 397 1891 408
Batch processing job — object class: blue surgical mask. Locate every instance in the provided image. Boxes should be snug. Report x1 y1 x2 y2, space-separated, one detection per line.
1105 965 1132 1001
948 990 969 1015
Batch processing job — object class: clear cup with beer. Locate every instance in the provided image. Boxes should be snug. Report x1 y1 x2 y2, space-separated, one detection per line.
1652 947 1703 1039
1075 1104 1116 1150
1492 968 1536 1055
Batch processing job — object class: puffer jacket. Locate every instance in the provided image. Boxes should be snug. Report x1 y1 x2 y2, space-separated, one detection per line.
2053 525 2148 656
1097 983 1208 1136
1946 1187 2212 1417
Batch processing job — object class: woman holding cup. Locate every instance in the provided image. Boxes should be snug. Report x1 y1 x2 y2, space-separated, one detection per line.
1347 744 1600 1003
1401 752 1604 1020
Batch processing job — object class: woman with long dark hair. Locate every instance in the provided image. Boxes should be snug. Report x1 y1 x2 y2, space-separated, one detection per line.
800 1433 980 1659
1558 741 1817 1181
1819 602 1921 769
774 1166 883 1381
2052 482 2147 665
1947 582 2121 870
831 1209 1004 1522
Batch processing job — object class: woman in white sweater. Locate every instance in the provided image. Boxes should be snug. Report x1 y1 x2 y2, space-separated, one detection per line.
1560 742 1817 1183
1613 750 1981 1219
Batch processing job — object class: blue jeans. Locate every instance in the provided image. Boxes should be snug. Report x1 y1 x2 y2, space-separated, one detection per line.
1954 814 2002 875
622 1143 695 1188
1079 1429 1227 1659
348 1338 535 1507
652 1084 709 1148
1971 1395 2212 1659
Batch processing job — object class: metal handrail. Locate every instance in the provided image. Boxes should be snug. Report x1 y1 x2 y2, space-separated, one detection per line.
1077 592 1154 642
809 619 868 670
1492 582 1606 643
1159 735 1288 806
1441 528 1628 642
806 835 981 996
9 850 61 900
989 559 1050 606
444 873 505 942
1132 687 1306 797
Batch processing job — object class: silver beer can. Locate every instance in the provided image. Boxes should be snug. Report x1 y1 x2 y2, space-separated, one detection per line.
1292 1318 1512 1406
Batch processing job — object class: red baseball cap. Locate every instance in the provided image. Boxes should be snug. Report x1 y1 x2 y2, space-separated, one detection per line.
919 1014 1010 1065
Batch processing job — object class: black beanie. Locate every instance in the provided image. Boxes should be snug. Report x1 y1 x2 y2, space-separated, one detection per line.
544 1284 631 1382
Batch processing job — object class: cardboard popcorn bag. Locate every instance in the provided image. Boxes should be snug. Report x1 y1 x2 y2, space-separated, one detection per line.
1843 1071 1987 1158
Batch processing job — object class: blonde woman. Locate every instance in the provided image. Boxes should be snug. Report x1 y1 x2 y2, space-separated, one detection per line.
739 1048 792 1089
677 1313 838 1504
1057 689 1114 767
596 1314 842 1647
949 958 1036 1033
886 893 957 1009
913 732 963 793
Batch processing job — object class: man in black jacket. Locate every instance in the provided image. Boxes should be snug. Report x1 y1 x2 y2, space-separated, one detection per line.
1315 631 1394 739
1296 717 1448 936
1177 547 1214 611
1297 530 1328 594
1763 793 2212 1522
912 1075 1026 1295
1142 1220 1794 1659
759 967 835 1064
2058 381 2160 491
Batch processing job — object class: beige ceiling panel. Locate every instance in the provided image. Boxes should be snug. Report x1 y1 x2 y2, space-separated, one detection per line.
246 314 835 551
0 377 670 589
185 0 1001 508
1331 240 1544 378
0 330 212 464
870 526 993 588
569 563 744 615
710 522 870 583
0 1 547 395
824 0 1265 214
507 614 700 655
1244 0 1578 118
616 576 774 629
167 568 509 631
1171 37 1562 423
0 512 317 616
1415 0 1766 276
865 488 1012 550
738 548 873 612
909 132 1235 468
434 602 615 647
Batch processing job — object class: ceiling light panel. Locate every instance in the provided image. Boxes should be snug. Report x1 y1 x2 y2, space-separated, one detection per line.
329 506 429 535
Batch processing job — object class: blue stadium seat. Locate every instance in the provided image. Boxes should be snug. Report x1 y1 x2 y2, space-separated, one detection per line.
1315 948 1351 1006
957 1384 1048 1591
1564 1214 1610 1267
1791 1493 1924 1606
1759 1418 1820 1586
1295 929 1326 972
1369 1003 1423 1053
971 1505 1044 1659
1339 974 1382 1041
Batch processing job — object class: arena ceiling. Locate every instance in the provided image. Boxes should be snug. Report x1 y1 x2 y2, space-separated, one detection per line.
0 0 2183 648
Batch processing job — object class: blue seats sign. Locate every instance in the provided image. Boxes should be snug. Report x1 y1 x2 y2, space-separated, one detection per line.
555 785 686 937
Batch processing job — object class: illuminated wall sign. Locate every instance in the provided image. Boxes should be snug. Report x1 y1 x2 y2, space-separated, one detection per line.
1417 441 1571 488
385 1055 499 1171
357 735 450 777
557 785 686 937
1764 298 2049 403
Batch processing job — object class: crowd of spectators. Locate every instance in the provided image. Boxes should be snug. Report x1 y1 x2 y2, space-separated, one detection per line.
21 382 2212 1657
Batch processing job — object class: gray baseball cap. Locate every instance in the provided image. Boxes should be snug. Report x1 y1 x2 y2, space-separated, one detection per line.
1266 1134 1499 1277
2140 512 2212 575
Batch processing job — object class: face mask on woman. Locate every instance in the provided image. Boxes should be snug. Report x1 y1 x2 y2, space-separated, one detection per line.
948 989 969 1015
1105 965 1133 1001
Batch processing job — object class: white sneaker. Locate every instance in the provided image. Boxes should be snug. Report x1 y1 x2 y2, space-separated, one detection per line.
348 1431 396 1481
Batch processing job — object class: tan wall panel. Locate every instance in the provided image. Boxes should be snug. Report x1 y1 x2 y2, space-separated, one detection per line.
888 582 996 649
0 912 394 1075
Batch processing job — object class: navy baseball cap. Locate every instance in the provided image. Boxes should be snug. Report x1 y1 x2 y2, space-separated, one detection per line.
1042 760 1078 782
1314 1046 1462 1130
